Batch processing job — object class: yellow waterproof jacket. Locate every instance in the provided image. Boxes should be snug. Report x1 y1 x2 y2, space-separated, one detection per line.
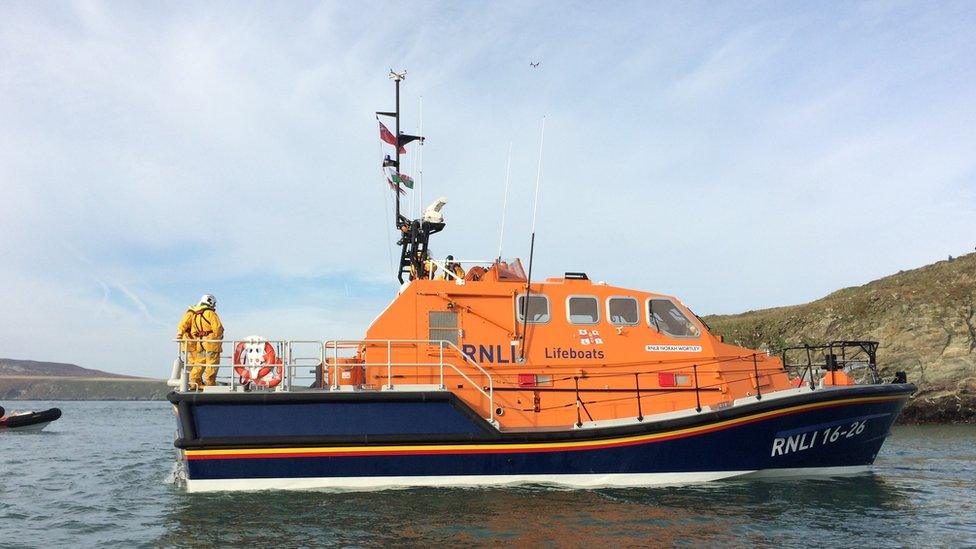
435 263 466 280
177 305 224 352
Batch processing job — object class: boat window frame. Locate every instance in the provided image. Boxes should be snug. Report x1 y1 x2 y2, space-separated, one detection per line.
645 297 701 339
515 293 551 324
606 295 641 326
565 294 601 325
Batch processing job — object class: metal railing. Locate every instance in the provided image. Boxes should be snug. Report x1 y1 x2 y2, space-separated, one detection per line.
323 339 495 424
171 340 851 428
419 259 494 282
780 341 881 386
413 258 527 283
170 338 496 424
170 338 321 393
561 356 795 427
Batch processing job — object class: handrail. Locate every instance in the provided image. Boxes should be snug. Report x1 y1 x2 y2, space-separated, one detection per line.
322 338 496 424
171 338 494 420
172 338 300 392
426 260 463 282
441 340 495 424
171 338 827 428
423 259 498 281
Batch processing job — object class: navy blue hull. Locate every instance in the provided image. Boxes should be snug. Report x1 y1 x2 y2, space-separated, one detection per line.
172 385 914 485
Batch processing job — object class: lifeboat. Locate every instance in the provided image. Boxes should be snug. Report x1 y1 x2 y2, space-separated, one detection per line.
168 73 916 492
0 406 62 432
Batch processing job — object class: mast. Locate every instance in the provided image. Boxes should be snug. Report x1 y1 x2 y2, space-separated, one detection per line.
392 70 405 225
377 71 439 284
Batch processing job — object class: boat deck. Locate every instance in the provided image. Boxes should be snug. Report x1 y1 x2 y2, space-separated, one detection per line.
169 337 879 432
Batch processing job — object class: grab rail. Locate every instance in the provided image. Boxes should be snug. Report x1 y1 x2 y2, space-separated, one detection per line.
171 339 817 428
323 339 495 424
170 338 495 424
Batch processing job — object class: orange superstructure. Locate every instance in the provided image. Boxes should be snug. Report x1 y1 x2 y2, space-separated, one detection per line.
342 260 793 429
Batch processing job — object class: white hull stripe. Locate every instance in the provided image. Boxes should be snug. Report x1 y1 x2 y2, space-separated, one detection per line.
1 420 53 432
184 466 871 493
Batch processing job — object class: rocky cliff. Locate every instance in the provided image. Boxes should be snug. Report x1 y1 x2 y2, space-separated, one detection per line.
704 253 976 423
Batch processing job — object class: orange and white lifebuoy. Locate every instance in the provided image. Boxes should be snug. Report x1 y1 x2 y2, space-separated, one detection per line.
233 337 283 388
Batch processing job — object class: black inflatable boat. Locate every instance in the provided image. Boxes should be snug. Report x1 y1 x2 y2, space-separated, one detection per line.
0 406 62 431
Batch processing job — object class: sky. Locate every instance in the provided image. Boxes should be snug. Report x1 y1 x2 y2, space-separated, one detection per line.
1 1 974 376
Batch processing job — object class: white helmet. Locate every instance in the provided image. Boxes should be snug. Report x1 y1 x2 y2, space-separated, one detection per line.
199 294 217 308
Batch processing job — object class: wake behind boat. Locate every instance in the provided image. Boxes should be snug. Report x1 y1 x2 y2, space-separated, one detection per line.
0 406 62 432
167 73 915 492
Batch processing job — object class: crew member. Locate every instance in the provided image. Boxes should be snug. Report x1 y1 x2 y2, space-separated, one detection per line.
439 254 465 280
177 294 224 390
409 250 437 280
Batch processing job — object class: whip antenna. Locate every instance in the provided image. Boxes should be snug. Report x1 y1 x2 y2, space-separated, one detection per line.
419 95 424 218
497 141 513 259
519 116 546 362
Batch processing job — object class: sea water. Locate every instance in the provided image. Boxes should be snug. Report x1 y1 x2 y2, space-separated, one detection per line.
0 401 973 547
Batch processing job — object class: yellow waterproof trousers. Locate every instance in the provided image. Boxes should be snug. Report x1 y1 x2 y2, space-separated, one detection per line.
187 341 221 389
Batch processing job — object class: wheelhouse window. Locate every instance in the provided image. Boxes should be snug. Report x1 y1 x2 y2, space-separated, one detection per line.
567 296 599 324
607 297 640 325
648 299 700 338
516 294 550 323
429 311 459 345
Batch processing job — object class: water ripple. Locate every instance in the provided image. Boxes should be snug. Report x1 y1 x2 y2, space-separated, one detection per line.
1 402 974 546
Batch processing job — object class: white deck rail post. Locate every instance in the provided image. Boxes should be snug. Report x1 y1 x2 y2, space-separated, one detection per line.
331 342 339 390
180 341 189 392
319 342 326 389
387 341 393 390
281 341 289 392
439 342 445 389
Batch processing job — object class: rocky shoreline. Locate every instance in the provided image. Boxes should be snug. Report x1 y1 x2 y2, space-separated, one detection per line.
898 379 976 424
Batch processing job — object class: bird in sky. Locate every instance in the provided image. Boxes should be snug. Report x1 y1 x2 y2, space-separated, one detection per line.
530 61 540 68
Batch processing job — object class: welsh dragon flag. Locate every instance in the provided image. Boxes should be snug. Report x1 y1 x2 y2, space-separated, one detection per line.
387 168 414 189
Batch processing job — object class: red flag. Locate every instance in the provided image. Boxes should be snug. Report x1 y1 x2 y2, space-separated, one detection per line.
378 120 406 154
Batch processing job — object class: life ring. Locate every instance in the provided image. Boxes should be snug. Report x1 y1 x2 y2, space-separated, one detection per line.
233 338 283 388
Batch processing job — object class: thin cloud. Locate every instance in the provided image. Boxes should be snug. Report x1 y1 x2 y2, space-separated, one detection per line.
1 2 974 374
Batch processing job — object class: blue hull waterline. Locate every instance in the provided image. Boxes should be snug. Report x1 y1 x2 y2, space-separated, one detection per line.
170 384 914 491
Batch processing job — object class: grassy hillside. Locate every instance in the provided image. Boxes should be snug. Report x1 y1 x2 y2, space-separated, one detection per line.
705 253 976 422
0 358 168 400
0 377 170 400
0 358 137 378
